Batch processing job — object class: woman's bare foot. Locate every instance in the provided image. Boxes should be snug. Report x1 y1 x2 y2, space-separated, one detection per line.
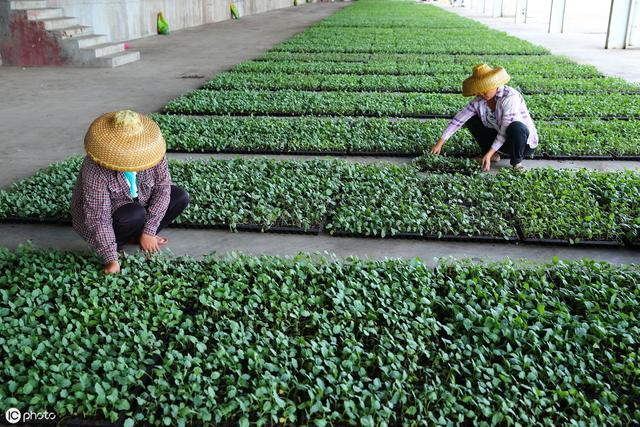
156 236 169 246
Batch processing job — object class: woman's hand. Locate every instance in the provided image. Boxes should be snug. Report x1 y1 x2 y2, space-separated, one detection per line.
431 138 445 155
103 260 121 274
139 233 160 253
481 149 496 172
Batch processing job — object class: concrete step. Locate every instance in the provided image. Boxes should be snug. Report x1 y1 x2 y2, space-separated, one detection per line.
91 50 140 68
61 34 108 49
26 8 64 20
9 0 47 10
50 25 93 38
42 17 78 31
80 42 125 59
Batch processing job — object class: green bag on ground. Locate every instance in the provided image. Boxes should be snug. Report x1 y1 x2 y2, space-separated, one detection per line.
157 12 169 35
230 3 240 19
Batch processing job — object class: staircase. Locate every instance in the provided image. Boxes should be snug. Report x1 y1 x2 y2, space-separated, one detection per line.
4 0 140 67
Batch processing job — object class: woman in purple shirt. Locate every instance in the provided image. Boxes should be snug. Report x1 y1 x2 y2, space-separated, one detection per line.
431 64 538 171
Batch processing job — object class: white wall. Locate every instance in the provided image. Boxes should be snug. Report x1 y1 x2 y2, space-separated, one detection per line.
47 0 295 42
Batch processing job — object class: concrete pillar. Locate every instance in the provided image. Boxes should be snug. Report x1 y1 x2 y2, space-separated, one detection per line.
492 0 502 17
548 0 567 33
470 0 484 12
514 0 526 23
605 0 634 49
629 0 640 46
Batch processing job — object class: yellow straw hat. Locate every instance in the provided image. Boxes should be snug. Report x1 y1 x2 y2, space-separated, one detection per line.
462 64 511 97
84 110 166 172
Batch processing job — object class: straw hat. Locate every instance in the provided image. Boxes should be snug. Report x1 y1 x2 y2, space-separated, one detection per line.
84 110 166 172
462 64 511 97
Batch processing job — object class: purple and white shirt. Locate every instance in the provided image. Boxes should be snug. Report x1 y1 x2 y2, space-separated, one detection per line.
441 85 539 152
71 155 172 263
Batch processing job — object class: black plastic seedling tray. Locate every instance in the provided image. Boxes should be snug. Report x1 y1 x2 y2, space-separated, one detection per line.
330 230 519 244
166 147 350 156
172 221 322 235
520 236 625 248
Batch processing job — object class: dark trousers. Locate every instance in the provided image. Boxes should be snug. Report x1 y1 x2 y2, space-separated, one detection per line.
465 115 535 166
113 185 189 248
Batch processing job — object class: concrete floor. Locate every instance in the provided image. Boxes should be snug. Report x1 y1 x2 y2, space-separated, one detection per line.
2 223 638 267
1 1 638 264
436 3 640 83
171 152 640 171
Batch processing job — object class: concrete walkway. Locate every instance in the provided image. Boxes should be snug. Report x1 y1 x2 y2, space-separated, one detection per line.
0 2 348 189
1 223 637 267
169 152 640 171
435 3 640 83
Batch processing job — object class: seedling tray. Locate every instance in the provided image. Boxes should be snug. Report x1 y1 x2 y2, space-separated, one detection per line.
539 154 619 161
348 150 421 157
330 230 519 244
612 155 640 161
520 237 625 248
167 147 350 156
164 221 322 235
162 110 456 120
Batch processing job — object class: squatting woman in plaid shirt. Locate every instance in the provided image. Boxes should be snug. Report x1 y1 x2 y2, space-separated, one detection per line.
431 64 538 171
71 110 189 274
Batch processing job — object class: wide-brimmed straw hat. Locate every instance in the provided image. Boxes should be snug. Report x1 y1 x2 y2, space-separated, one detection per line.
462 64 511 97
84 110 166 172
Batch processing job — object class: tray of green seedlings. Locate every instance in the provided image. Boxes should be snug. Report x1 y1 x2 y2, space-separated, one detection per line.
537 119 640 159
5 247 639 425
498 168 640 246
274 27 549 55
0 157 349 235
256 52 604 78
0 247 190 426
325 162 518 242
316 1 488 29
163 90 640 120
236 59 603 79
153 115 467 155
204 71 639 94
412 153 481 175
162 89 465 118
121 254 640 425
154 115 640 159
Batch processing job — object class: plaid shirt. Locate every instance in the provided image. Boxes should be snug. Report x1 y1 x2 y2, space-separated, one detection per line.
71 155 172 263
441 85 539 152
